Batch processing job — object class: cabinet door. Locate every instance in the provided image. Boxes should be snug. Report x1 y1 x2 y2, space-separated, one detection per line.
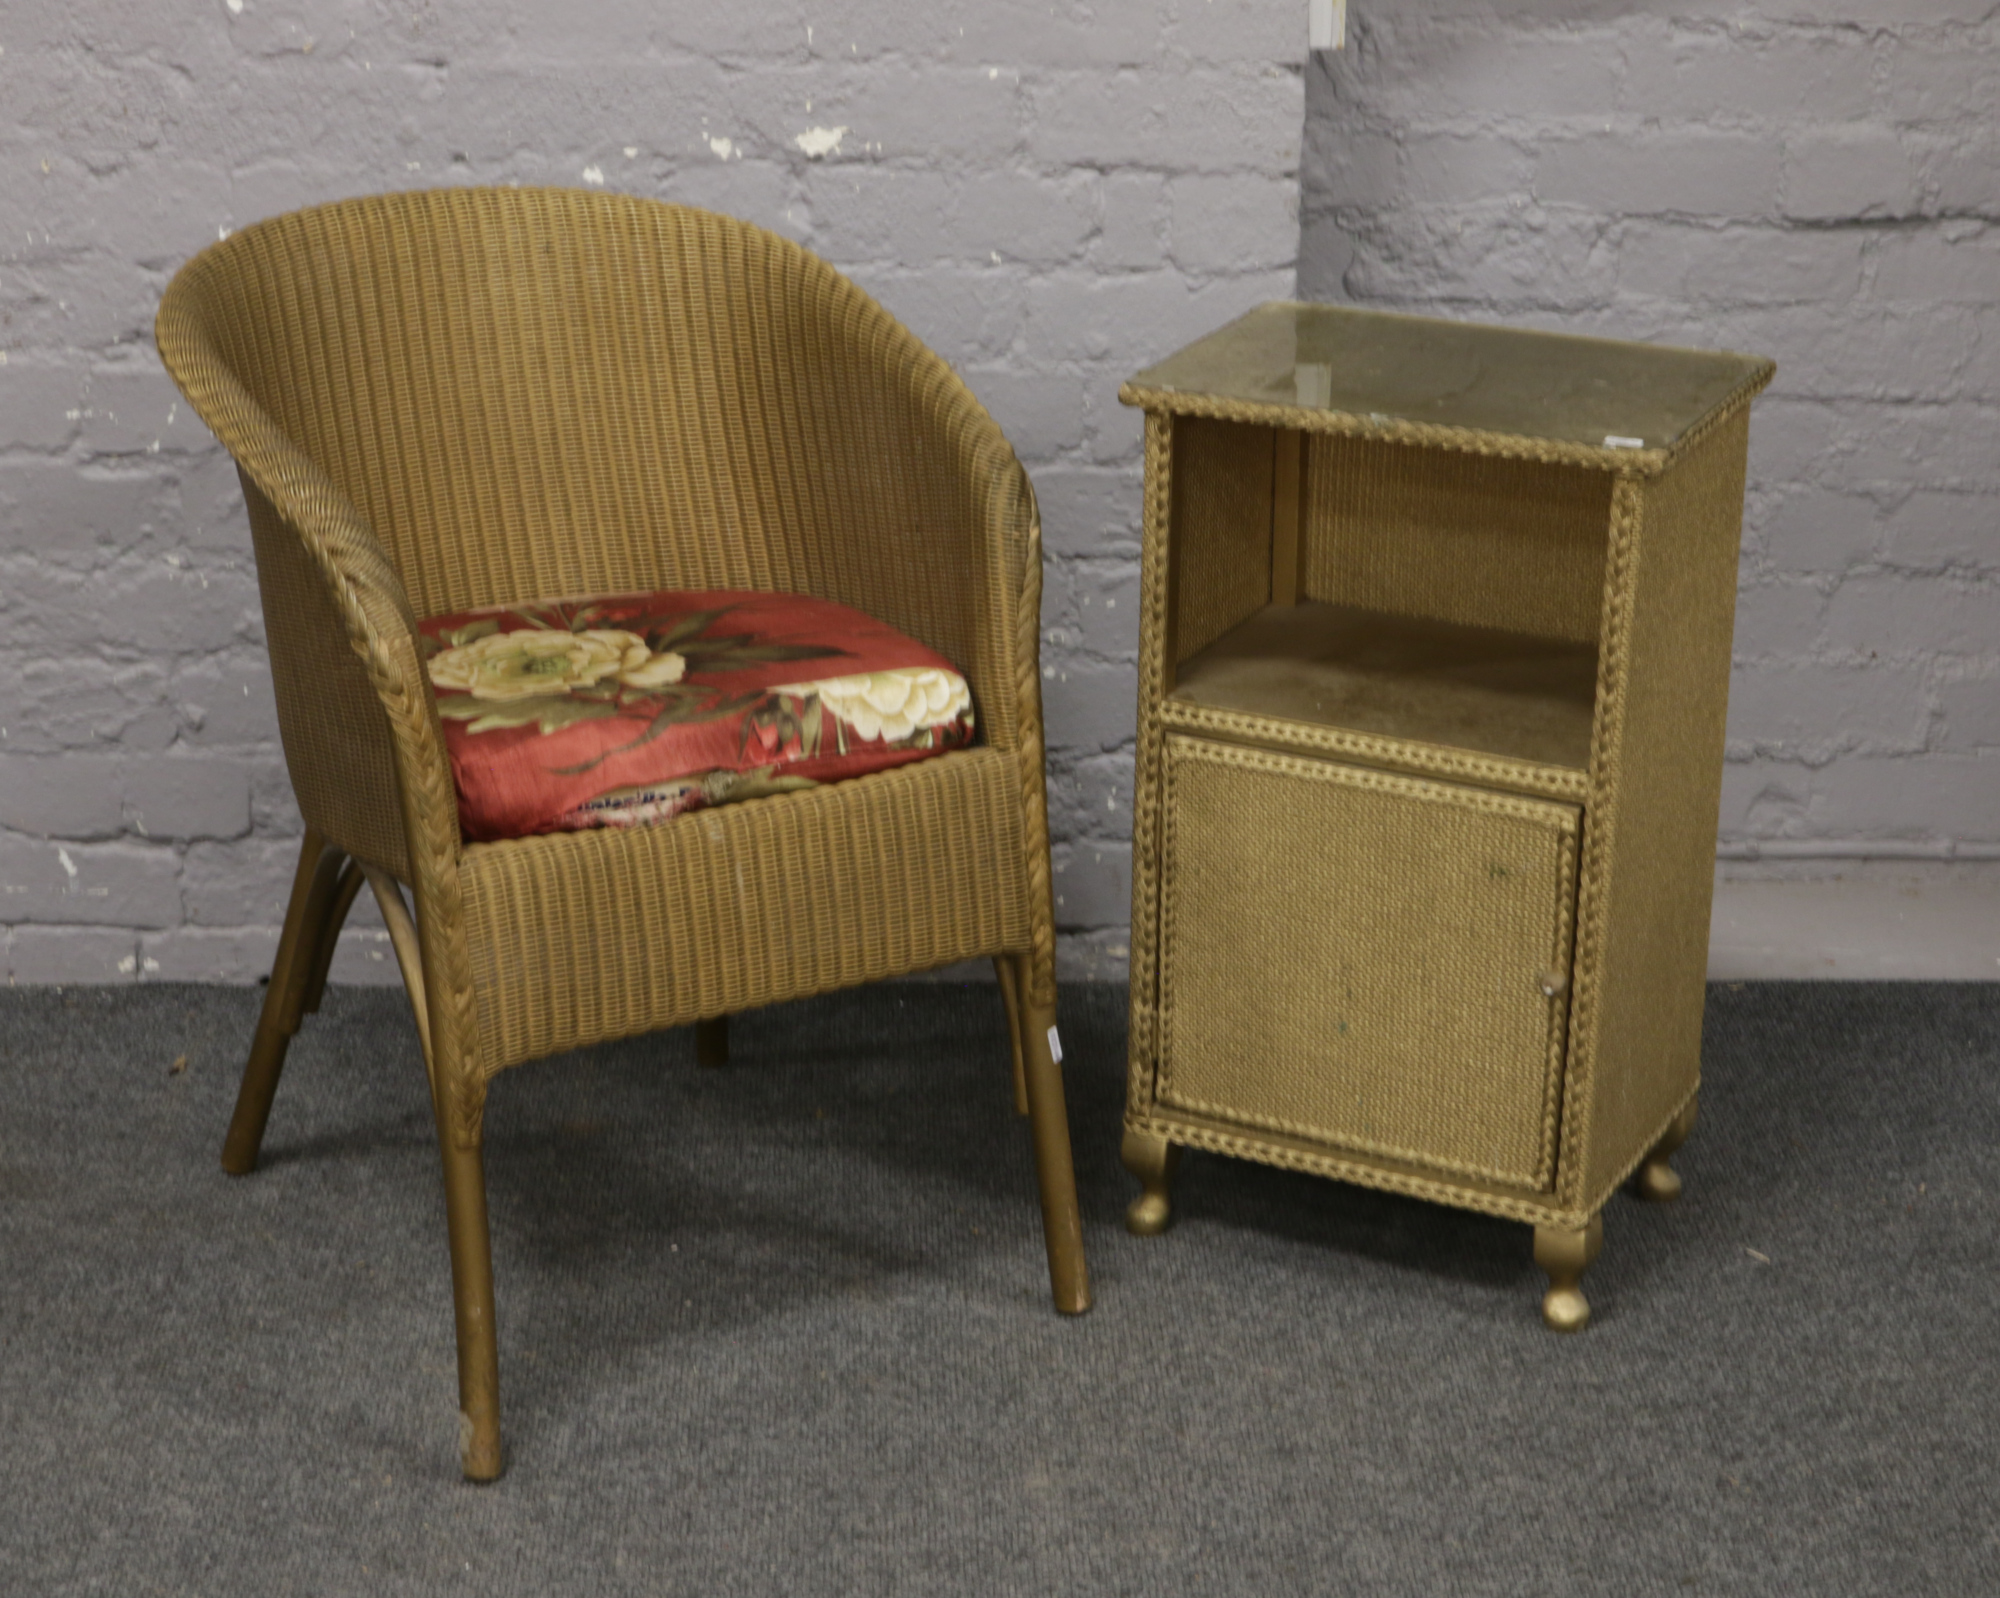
1156 735 1579 1192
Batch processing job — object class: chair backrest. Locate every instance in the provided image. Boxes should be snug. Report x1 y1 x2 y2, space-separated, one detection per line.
161 187 967 623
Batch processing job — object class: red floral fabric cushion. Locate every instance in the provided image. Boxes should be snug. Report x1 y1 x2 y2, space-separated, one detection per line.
418 590 976 842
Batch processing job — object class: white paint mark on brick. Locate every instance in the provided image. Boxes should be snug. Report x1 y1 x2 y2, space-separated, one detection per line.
581 164 606 186
225 0 242 12
623 146 638 159
794 126 848 160
56 848 78 883
117 954 137 973
708 135 734 160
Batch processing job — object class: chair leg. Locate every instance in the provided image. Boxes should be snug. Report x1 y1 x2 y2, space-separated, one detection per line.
695 1015 729 1068
221 832 348 1175
993 956 1030 1116
436 1122 504 1482
1019 988 1091 1315
295 857 365 1022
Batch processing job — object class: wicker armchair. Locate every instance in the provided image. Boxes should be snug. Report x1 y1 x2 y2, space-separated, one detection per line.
154 187 1089 1480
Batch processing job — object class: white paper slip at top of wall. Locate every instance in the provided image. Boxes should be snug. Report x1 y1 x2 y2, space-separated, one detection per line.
1310 0 1347 52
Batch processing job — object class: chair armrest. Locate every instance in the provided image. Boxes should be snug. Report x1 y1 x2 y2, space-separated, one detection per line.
156 290 458 882
786 283 1045 759
786 287 1059 1004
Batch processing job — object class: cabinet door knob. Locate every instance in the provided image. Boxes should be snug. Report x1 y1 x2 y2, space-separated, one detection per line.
1538 970 1570 998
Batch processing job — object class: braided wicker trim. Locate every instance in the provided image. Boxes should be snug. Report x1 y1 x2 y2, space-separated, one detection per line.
1119 361 1772 482
1159 734 1584 829
1538 817 1581 1192
1125 412 1178 1111
1160 698 1589 801
1011 476 1060 1010
1553 473 1647 1206
1126 1112 1590 1230
1660 369 1776 464
1154 1089 1565 1195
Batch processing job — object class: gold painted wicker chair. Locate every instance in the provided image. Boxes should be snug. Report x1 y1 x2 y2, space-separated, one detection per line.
154 187 1089 1480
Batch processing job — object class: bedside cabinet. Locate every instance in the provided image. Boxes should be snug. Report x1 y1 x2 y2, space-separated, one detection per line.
1116 303 1773 1329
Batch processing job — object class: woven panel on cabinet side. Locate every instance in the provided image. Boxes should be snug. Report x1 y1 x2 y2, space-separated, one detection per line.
1565 410 1751 1213
1304 434 1612 645
458 749 1031 1072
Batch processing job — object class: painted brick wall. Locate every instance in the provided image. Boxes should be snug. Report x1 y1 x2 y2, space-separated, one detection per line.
1300 3 2000 873
0 1 1303 984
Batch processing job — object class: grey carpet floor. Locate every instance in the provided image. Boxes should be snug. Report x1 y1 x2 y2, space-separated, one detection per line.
0 981 1995 1597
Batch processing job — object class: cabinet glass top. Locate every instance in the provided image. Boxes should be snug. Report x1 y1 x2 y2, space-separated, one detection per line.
1125 302 1774 454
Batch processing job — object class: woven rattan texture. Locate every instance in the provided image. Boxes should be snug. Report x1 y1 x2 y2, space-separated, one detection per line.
1565 411 1751 1212
1125 413 1179 1100
1117 352 1773 478
154 186 1055 1132
1303 435 1612 645
191 190 1031 756
1124 1111 1592 1229
459 750 1031 1071
1157 699 1590 801
241 477 415 880
1156 738 1577 1191
1169 417 1276 664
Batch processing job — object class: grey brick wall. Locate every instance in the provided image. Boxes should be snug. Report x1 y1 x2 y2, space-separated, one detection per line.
0 1 1301 984
1301 4 1999 871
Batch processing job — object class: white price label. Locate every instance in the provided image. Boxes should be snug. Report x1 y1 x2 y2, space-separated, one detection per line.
1310 0 1347 52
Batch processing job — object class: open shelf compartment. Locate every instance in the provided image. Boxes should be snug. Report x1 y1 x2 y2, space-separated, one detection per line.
1167 600 1598 783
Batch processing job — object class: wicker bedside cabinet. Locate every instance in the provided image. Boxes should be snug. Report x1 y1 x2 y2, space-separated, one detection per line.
1116 304 1773 1330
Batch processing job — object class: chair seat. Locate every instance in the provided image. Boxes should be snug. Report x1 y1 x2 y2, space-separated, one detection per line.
420 589 978 842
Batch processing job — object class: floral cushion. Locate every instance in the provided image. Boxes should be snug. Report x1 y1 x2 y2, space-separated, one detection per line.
418 589 976 842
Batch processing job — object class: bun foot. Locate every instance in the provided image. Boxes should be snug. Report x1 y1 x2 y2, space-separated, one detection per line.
1121 1127 1182 1237
1534 1215 1604 1333
1633 1097 1697 1203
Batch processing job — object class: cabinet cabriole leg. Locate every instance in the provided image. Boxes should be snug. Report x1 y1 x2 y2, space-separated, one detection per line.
1534 1215 1604 1333
1632 1097 1698 1203
1121 1127 1182 1237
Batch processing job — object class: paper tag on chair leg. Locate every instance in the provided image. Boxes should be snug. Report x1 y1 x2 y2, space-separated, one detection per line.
1046 1025 1064 1064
